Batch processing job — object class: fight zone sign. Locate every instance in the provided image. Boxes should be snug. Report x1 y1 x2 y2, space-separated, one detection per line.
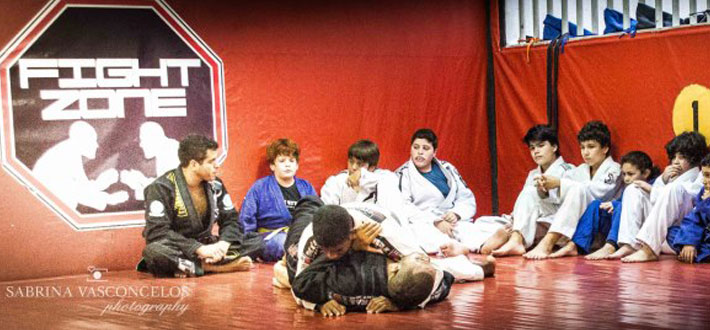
0 0 228 230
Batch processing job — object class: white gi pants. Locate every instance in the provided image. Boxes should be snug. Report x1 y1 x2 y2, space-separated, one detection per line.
636 183 693 255
616 185 652 249
410 218 505 254
545 182 592 240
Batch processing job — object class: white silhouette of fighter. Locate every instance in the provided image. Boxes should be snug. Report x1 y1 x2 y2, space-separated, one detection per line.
120 121 180 200
33 121 129 211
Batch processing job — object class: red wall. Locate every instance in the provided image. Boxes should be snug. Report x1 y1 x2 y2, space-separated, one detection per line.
0 0 490 281
491 2 710 213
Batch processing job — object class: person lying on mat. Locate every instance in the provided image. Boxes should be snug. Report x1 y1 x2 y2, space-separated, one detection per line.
139 135 261 277
291 251 495 316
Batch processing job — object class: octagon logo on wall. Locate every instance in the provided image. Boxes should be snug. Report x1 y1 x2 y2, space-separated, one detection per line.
0 0 228 230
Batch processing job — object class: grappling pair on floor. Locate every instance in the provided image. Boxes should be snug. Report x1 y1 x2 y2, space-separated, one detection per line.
273 196 495 316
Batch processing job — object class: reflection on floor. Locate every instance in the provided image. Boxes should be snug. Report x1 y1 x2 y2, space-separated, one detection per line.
1 255 709 329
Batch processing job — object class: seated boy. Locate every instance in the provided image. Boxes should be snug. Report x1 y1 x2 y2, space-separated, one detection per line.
667 154 710 264
396 128 498 254
321 139 431 227
623 132 708 262
491 125 575 257
141 135 259 277
547 151 657 258
239 139 316 262
291 251 495 316
321 139 394 205
523 121 622 260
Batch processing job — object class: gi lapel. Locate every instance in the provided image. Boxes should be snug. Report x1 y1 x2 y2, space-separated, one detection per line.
174 168 202 231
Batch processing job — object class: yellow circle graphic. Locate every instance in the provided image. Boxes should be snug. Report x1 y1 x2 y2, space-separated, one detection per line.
673 84 710 142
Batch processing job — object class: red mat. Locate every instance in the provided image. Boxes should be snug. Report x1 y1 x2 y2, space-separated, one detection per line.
1 256 708 329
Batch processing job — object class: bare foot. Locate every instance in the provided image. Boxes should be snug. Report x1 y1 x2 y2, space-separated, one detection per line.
548 241 578 258
480 227 511 255
492 232 526 257
204 256 253 273
523 233 559 260
621 245 658 263
585 243 616 260
606 245 635 259
473 255 496 277
440 241 470 257
272 259 291 289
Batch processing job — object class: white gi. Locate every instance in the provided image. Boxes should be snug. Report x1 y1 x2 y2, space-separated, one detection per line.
634 167 701 255
541 156 622 240
510 157 575 248
320 168 430 226
293 202 483 310
396 158 496 253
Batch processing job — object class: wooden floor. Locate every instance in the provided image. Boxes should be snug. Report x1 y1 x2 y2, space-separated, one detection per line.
1 255 709 329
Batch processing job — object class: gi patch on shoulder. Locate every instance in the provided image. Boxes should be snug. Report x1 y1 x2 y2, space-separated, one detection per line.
222 193 234 210
604 173 615 185
149 201 165 217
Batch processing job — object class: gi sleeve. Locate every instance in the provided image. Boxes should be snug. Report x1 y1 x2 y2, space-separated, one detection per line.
448 164 477 220
238 184 260 233
215 182 242 244
291 255 336 310
671 206 706 250
143 183 202 257
303 180 318 197
320 175 342 205
561 165 621 201
650 176 667 205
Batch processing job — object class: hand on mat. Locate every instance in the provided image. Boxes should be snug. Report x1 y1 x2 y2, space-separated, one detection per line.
633 180 653 193
678 245 697 264
440 211 460 224
599 202 614 214
435 220 455 238
352 222 382 252
366 296 399 314
662 165 680 183
320 299 346 317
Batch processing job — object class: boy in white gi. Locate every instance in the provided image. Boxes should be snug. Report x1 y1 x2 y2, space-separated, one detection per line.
491 125 575 257
622 131 708 262
396 128 499 254
320 140 426 224
524 121 622 260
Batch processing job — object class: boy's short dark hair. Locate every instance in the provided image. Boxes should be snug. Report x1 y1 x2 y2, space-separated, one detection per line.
577 121 611 150
266 138 300 164
178 135 218 167
410 128 438 150
312 205 353 248
348 140 380 167
665 132 708 167
700 153 710 168
523 125 560 156
388 264 434 308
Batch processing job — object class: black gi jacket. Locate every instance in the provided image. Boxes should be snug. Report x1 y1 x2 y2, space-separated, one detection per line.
142 168 245 257
292 251 454 311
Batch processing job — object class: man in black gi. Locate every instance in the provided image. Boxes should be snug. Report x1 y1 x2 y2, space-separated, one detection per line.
140 135 262 277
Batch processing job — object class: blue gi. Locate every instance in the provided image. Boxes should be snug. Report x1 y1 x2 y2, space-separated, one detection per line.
239 174 316 261
571 198 622 254
667 188 710 263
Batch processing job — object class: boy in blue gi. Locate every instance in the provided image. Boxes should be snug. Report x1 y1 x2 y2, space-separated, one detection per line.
666 154 710 264
239 138 317 262
548 151 658 258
